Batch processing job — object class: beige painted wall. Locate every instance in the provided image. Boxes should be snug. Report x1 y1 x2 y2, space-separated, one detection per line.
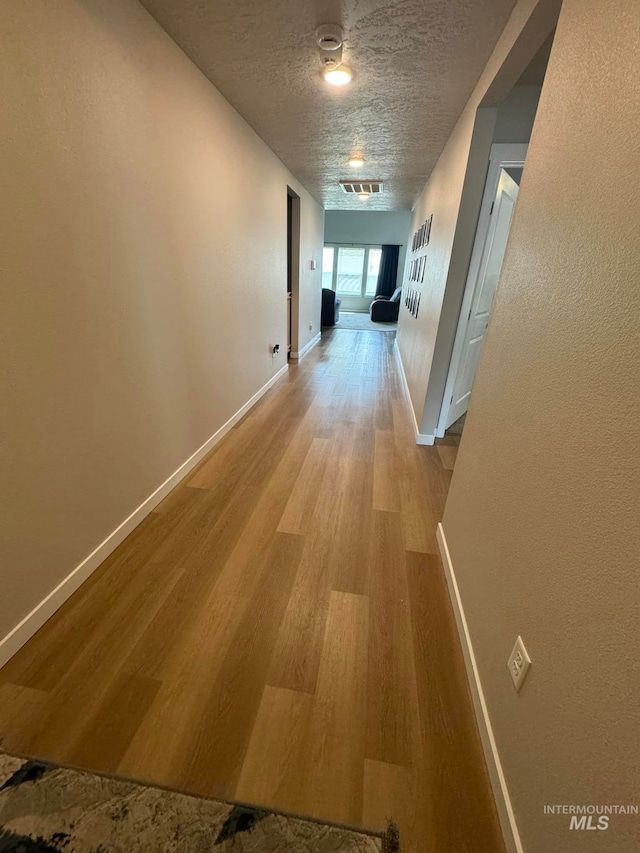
297 199 325 348
402 107 497 435
396 0 557 436
443 0 640 849
0 0 323 642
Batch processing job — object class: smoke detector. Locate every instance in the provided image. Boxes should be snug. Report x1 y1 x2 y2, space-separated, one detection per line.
316 24 344 51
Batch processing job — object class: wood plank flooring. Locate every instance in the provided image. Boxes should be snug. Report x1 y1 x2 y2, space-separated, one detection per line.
0 330 503 852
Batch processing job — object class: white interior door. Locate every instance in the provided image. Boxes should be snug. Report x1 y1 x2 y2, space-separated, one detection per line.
446 169 519 426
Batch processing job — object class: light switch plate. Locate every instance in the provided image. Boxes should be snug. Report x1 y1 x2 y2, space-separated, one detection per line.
310 259 317 270
507 635 531 692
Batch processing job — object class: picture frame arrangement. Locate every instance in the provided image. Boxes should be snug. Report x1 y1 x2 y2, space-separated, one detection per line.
404 214 433 319
411 214 432 252
408 254 427 283
405 288 421 318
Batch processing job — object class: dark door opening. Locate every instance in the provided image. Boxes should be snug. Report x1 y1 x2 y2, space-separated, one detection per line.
287 193 293 360
286 188 300 359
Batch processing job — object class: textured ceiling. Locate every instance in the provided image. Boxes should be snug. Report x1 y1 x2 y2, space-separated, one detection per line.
139 0 517 210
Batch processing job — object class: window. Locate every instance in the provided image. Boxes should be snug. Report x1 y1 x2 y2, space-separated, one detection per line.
336 247 365 294
323 244 382 297
322 247 334 290
366 248 382 296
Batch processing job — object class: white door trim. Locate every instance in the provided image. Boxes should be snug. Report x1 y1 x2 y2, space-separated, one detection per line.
436 144 528 437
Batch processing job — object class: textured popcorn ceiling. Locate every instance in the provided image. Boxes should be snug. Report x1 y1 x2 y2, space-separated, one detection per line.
139 0 517 210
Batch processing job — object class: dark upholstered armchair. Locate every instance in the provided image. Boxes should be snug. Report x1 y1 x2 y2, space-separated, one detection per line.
370 287 402 322
321 288 341 326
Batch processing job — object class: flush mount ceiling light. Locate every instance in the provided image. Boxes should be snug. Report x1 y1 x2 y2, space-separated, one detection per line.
324 65 352 86
316 24 352 86
358 192 370 200
348 155 365 168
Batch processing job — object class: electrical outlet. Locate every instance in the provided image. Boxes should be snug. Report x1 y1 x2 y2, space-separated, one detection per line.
309 322 313 330
507 636 531 692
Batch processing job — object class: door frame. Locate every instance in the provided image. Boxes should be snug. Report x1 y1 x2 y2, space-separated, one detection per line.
436 143 528 437
287 187 301 358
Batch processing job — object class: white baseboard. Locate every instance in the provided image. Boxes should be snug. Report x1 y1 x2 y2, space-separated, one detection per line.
393 341 435 446
0 363 290 670
290 331 321 361
393 340 420 436
436 523 522 853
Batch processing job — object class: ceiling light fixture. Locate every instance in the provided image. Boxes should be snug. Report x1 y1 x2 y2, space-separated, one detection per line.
348 156 365 168
358 191 370 201
324 65 352 86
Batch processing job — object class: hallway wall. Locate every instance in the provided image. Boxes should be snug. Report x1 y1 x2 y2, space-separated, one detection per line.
0 0 323 647
442 0 640 849
396 0 557 437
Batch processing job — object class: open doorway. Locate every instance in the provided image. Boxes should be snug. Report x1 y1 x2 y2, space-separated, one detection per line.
286 188 300 360
436 33 554 442
321 211 410 332
438 148 525 434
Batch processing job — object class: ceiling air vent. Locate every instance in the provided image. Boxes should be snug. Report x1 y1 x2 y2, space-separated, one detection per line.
339 180 384 195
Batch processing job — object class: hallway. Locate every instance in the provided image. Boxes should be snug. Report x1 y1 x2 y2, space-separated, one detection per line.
0 330 502 852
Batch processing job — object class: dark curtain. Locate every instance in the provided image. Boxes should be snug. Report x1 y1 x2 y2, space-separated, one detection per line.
375 245 400 298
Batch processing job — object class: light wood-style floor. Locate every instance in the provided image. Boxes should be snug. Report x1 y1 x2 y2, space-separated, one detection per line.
0 330 501 852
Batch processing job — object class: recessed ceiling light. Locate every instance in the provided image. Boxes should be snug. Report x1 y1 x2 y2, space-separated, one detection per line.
324 65 352 86
358 191 370 201
348 156 365 168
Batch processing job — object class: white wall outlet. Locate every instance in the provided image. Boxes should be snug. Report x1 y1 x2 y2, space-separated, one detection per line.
309 321 313 330
507 635 531 692
310 259 317 270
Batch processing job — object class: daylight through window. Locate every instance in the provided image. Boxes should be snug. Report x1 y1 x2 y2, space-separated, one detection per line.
322 245 382 298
